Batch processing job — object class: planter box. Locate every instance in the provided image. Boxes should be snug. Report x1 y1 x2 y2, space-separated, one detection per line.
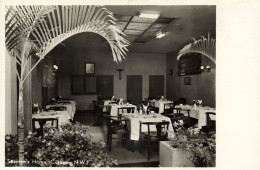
159 141 194 167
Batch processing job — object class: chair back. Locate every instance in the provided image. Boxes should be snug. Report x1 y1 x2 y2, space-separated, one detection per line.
105 105 112 114
140 121 169 140
57 101 71 104
117 107 135 116
47 106 66 111
179 98 186 105
32 117 59 135
206 112 216 126
163 103 175 114
103 115 128 131
148 101 155 107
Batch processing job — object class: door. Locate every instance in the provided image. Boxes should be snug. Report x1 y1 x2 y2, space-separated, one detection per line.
149 75 164 98
96 75 114 100
127 75 142 105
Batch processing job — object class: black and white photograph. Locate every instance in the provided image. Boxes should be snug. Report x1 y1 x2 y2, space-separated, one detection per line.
2 0 260 169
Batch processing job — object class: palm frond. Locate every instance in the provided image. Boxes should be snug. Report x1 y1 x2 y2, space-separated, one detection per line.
177 34 216 64
29 5 129 62
5 5 129 84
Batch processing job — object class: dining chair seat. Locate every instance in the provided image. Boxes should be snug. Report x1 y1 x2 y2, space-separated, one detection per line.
111 125 128 134
139 120 169 160
141 131 168 140
104 115 130 151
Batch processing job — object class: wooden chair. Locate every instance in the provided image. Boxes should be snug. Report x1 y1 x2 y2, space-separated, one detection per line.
148 101 155 107
93 102 104 126
201 112 216 134
103 115 129 151
179 108 192 128
163 103 180 115
117 107 135 116
139 120 170 160
32 117 59 136
105 105 112 115
147 101 159 113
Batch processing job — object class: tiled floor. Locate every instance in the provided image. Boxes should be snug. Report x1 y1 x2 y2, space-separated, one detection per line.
73 110 159 165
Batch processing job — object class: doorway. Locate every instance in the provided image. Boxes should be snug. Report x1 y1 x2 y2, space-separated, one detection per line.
127 75 142 105
149 75 164 98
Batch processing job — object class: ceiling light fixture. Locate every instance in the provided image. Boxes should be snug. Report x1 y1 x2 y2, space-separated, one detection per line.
139 12 160 19
156 31 166 39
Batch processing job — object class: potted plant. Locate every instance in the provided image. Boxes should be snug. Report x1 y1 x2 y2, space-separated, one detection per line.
5 122 118 167
160 120 216 167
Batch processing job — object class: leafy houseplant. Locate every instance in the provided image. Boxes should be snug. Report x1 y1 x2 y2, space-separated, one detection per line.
169 121 216 167
5 122 118 167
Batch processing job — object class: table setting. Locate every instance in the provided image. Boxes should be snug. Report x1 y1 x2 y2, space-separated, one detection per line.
46 101 76 120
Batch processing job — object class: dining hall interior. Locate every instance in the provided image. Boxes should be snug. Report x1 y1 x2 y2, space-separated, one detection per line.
5 5 217 167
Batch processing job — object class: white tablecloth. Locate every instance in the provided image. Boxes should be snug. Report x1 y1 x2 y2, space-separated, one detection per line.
123 114 174 140
175 105 216 129
109 104 137 116
32 111 70 128
47 101 76 120
151 100 173 113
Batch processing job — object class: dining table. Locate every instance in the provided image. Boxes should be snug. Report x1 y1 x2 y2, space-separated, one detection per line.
123 113 174 141
150 99 173 114
46 100 76 120
32 110 70 129
175 105 216 129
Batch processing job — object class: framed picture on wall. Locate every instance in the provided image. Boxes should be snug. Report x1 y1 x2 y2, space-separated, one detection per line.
184 77 191 85
85 62 95 74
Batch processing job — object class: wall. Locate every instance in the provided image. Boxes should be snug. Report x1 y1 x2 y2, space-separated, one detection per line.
56 32 166 110
166 51 216 107
5 48 17 135
57 50 166 110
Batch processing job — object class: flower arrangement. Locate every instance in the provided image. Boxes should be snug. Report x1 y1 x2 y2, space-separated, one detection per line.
193 100 202 107
5 122 118 167
169 122 216 167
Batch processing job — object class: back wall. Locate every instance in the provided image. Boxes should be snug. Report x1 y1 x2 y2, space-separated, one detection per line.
56 33 166 110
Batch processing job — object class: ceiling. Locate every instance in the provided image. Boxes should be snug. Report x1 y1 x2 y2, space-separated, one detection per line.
114 14 176 44
63 5 216 54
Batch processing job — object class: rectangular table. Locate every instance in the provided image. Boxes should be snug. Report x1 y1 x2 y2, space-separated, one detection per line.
150 100 173 113
175 105 216 129
32 111 70 128
123 113 174 141
47 101 76 120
